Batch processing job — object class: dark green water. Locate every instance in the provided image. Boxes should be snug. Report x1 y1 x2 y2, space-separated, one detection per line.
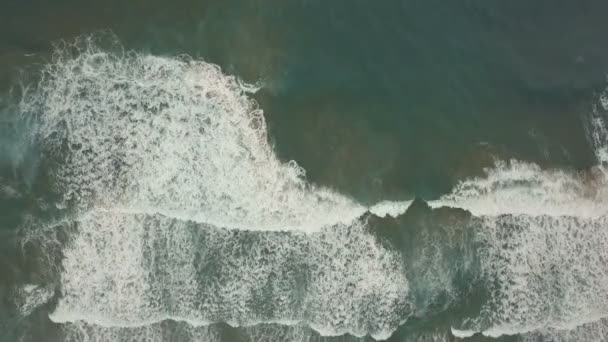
2 1 608 342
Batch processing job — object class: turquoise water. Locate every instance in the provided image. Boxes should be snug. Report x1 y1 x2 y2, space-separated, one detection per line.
2 1 608 341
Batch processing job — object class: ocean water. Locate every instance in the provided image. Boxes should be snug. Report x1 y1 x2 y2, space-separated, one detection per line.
2 1 608 342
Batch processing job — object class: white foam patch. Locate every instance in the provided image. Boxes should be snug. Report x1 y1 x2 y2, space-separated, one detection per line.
49 211 409 340
520 316 608 342
432 86 608 221
58 321 375 342
402 329 452 342
471 215 608 336
437 98 608 338
14 284 54 317
592 91 608 165
442 206 608 338
59 321 453 342
21 41 367 233
450 327 476 338
59 321 222 342
430 160 608 218
28 38 608 341
0 182 20 199
368 200 412 218
17 40 412 340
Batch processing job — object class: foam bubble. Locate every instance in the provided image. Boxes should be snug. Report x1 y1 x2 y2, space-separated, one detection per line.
450 327 476 338
471 215 608 336
368 200 412 218
49 211 410 339
434 100 608 337
520 316 608 342
57 321 375 342
27 36 608 341
57 321 457 342
591 91 608 165
14 284 54 317
21 39 365 233
59 321 222 342
16 38 412 340
430 160 608 218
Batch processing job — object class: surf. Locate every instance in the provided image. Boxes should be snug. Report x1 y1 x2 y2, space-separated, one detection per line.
16 35 608 342
19 37 411 340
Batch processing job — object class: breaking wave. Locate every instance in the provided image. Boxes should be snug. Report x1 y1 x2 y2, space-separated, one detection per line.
20 37 372 233
433 93 608 338
16 36 608 341
19 37 411 340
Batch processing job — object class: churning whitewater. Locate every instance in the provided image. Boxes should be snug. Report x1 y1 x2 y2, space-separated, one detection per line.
436 104 608 337
15 38 608 341
21 40 370 232
20 39 412 340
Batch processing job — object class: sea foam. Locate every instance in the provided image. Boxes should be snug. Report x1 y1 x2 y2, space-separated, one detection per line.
21 37 608 341
22 39 410 340
433 96 608 338
21 39 368 233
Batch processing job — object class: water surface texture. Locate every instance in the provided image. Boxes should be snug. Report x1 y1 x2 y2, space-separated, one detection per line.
2 1 608 342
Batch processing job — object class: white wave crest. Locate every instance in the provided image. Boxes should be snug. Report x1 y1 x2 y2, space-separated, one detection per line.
21 41 367 233
22 39 410 340
437 96 608 338
49 211 409 339
430 160 608 218
14 284 54 317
